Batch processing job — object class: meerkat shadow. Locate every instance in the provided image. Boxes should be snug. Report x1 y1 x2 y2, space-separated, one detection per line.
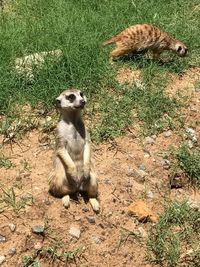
79 191 90 203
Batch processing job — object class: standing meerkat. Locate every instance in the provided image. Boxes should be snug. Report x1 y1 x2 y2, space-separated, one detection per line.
103 24 188 63
49 89 100 212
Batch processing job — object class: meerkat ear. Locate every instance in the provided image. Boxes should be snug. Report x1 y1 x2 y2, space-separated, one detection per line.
177 46 182 52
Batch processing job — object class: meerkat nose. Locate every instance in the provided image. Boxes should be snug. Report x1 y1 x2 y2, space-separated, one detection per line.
80 99 85 104
55 99 61 107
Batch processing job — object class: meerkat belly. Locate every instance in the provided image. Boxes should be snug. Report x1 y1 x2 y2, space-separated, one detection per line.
67 138 85 178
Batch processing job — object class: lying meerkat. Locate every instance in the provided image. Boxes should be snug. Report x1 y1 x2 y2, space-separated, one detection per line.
49 89 99 212
15 49 62 82
103 24 188 63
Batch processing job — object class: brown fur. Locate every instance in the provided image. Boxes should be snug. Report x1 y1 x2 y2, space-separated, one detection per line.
103 24 188 61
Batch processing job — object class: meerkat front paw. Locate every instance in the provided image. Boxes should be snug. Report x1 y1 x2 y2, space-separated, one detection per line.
62 195 70 208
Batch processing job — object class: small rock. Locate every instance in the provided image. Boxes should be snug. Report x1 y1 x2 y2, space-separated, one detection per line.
164 130 172 137
0 235 6 243
185 127 195 136
144 136 155 145
21 193 33 201
192 136 197 143
127 168 146 183
188 140 194 149
195 87 200 92
146 191 154 199
32 225 44 234
8 247 16 256
139 164 146 171
128 201 157 223
8 224 16 232
43 197 51 205
144 153 150 158
0 256 6 265
190 106 197 112
104 178 112 185
69 226 81 239
152 135 157 139
86 216 95 224
160 159 171 169
91 235 104 244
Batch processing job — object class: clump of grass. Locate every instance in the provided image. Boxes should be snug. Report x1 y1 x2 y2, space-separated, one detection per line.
0 186 30 212
176 145 200 185
0 153 15 169
147 202 200 266
22 242 84 266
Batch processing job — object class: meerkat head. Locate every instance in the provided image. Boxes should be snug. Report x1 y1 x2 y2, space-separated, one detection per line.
174 41 188 57
56 89 87 111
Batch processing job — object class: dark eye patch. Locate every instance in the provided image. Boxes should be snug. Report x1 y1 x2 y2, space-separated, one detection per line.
80 92 83 97
177 46 182 52
66 94 76 102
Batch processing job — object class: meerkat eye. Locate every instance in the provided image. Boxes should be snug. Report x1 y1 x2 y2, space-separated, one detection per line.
177 46 182 52
66 94 76 102
80 92 83 97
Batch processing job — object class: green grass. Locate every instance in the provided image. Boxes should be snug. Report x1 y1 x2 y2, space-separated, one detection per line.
0 186 31 212
0 0 200 140
147 202 200 267
22 242 84 266
176 145 200 185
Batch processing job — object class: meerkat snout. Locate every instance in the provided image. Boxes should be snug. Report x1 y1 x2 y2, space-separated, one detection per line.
175 43 188 57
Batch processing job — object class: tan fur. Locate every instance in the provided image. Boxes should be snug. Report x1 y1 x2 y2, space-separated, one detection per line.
49 89 99 212
103 24 188 62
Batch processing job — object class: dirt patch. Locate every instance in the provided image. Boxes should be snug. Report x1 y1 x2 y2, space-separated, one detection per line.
0 68 200 267
165 67 200 99
116 68 142 85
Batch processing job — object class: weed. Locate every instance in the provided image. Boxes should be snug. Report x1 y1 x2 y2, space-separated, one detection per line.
147 201 200 266
0 186 30 212
22 242 84 266
176 145 200 185
0 153 15 169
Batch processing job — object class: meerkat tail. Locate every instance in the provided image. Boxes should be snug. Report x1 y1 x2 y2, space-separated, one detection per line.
89 198 100 213
62 195 70 208
103 36 119 46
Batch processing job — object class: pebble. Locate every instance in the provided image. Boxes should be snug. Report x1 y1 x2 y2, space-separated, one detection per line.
0 256 5 265
146 191 154 199
188 140 194 148
21 193 33 201
0 235 6 243
195 87 200 92
144 153 150 158
185 127 195 136
164 130 172 137
104 178 112 185
32 225 44 234
91 235 104 244
8 223 16 232
8 247 16 256
69 226 81 239
160 159 171 169
86 216 95 224
139 164 146 171
127 168 146 183
144 136 155 145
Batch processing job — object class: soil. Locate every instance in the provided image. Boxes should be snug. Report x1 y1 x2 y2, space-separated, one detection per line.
0 68 200 267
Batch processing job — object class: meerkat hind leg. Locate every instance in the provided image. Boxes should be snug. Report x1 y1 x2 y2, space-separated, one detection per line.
62 195 70 208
